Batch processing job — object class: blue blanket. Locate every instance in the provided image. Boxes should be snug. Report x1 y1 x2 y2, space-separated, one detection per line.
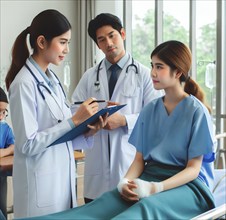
17 162 215 220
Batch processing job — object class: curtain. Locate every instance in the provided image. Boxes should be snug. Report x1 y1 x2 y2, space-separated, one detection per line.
74 0 95 86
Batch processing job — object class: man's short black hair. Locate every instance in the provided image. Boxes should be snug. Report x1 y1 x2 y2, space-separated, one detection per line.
88 13 123 44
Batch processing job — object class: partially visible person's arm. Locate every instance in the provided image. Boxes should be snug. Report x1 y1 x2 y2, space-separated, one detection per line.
124 152 145 179
0 144 14 158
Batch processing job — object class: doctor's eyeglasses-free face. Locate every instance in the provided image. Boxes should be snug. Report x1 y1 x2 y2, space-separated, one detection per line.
0 109 8 118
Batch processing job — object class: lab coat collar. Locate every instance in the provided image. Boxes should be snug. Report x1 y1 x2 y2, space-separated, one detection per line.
105 53 130 70
28 57 59 92
25 59 62 104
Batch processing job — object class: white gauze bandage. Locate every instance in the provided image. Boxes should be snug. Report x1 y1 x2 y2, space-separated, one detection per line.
152 181 164 193
132 178 152 198
117 178 129 193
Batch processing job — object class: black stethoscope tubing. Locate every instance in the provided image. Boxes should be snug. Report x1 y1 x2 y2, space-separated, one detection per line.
94 57 138 88
25 63 66 99
25 63 68 123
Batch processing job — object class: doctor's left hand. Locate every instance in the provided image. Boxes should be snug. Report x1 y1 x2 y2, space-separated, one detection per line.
104 112 126 130
71 98 99 126
85 114 108 137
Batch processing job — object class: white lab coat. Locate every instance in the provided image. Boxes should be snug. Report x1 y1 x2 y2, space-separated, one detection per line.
9 59 92 218
72 54 163 199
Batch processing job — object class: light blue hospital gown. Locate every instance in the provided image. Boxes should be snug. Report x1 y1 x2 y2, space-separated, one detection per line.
129 94 215 190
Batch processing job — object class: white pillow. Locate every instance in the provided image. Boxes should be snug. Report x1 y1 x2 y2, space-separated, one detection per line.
212 169 226 207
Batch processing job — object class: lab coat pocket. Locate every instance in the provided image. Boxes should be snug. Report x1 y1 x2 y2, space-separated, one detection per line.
35 170 58 207
119 87 142 114
121 86 141 98
121 72 141 98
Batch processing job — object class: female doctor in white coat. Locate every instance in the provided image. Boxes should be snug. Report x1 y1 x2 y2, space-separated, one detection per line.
5 9 107 218
71 13 163 203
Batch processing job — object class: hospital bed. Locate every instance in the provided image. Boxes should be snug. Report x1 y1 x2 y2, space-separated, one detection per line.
192 169 226 219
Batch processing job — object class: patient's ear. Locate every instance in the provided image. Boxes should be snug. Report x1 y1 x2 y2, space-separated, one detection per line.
175 71 183 79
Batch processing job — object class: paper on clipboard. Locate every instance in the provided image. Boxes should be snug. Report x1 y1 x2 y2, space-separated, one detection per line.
50 104 127 146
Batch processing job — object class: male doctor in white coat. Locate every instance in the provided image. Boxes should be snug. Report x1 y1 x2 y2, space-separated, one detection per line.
72 13 163 203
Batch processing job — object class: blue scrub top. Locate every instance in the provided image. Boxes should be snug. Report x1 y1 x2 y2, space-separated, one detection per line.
129 95 215 189
0 122 15 149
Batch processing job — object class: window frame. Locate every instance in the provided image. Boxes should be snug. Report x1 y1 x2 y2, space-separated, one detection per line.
124 0 225 135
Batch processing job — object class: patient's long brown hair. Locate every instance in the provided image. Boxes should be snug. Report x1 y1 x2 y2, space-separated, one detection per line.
151 40 211 113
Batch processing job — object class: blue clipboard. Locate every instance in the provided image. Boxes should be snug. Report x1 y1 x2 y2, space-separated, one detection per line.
50 104 127 146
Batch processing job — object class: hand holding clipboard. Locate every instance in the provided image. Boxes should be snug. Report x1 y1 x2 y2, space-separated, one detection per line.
50 104 126 146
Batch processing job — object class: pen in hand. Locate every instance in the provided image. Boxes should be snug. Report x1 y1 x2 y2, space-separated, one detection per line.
73 100 107 105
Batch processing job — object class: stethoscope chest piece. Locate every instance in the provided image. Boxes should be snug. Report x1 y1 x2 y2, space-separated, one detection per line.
94 80 100 91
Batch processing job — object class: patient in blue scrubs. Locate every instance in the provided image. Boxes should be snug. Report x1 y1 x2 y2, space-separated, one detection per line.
0 87 14 159
19 40 216 220
0 87 14 220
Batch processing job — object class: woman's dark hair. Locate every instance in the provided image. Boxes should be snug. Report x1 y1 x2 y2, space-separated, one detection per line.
5 9 71 90
88 13 123 45
151 40 211 113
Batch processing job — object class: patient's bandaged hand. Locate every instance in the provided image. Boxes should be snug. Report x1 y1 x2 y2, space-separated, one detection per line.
132 178 151 198
132 179 164 198
117 178 129 193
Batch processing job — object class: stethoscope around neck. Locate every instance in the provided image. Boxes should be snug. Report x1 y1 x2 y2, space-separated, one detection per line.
94 57 138 91
25 63 67 123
